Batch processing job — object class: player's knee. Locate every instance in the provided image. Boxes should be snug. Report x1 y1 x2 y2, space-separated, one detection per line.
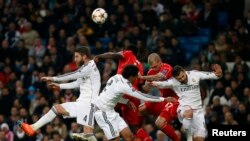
155 117 166 128
129 125 138 134
183 109 193 118
123 134 134 141
53 104 68 116
83 126 94 134
52 105 60 114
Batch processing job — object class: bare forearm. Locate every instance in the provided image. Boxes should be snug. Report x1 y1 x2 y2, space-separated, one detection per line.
140 74 164 81
96 52 123 60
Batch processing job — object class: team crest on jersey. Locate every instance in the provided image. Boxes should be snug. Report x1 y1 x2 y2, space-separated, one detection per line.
192 78 196 82
161 69 167 75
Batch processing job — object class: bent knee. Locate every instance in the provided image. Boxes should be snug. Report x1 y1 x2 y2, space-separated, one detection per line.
155 117 166 128
124 135 134 141
183 108 193 118
53 104 69 116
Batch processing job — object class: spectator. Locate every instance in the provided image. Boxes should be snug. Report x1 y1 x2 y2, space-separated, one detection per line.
221 111 238 125
1 123 14 141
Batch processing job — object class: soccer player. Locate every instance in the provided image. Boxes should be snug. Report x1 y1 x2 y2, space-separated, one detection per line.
17 46 101 141
94 45 150 141
93 65 175 141
139 53 180 141
151 64 223 141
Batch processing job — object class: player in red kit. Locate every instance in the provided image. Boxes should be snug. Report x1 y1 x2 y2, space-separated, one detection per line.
139 53 180 141
94 45 152 141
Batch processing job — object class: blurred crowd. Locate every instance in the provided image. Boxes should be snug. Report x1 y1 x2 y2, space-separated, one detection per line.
0 0 250 141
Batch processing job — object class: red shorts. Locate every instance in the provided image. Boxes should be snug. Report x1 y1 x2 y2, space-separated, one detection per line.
121 95 141 125
145 101 179 122
144 101 166 116
121 105 140 125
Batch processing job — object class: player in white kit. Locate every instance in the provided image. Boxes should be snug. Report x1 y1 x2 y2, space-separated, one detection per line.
17 46 101 141
93 65 174 141
151 64 222 141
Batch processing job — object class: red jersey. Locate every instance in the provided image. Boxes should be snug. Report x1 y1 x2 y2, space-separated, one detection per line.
117 50 138 74
147 63 178 99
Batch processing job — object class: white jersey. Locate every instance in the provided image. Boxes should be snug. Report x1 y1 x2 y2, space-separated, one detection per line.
53 60 101 103
155 70 219 109
94 74 164 111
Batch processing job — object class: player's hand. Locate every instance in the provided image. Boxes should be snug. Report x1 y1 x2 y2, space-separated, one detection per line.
149 81 158 87
93 56 99 63
41 76 53 82
127 101 137 111
164 97 178 103
212 64 222 77
49 82 60 91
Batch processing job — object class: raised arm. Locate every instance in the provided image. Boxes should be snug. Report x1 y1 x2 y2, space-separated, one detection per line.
94 52 123 62
197 64 223 80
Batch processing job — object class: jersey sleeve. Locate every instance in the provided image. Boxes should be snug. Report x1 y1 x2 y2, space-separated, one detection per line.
59 80 80 89
153 79 174 88
53 63 91 81
122 82 164 102
194 71 220 80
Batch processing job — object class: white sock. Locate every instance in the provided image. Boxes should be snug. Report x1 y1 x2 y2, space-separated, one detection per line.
183 118 192 141
31 108 57 130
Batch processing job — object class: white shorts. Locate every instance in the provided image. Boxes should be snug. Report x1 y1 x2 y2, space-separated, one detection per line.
177 106 207 138
61 101 95 127
94 110 128 140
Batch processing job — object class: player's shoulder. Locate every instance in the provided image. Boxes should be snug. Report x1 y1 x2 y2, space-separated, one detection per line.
187 70 204 77
161 63 173 70
147 69 155 75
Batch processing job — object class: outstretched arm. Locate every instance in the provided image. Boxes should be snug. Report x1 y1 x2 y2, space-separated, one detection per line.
123 83 165 102
151 79 173 89
42 63 92 82
198 64 223 80
139 73 166 81
49 80 80 90
94 52 123 62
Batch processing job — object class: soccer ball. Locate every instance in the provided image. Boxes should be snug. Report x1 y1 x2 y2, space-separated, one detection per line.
91 8 108 24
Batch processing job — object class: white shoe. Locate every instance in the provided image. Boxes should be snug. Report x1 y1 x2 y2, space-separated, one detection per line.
71 133 88 141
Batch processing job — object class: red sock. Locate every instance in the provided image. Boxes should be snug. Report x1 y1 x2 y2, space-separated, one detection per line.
136 128 152 141
160 124 179 141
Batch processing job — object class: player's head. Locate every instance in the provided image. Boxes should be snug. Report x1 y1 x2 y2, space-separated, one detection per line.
74 46 90 66
122 65 139 83
148 53 162 72
172 65 187 84
126 44 138 56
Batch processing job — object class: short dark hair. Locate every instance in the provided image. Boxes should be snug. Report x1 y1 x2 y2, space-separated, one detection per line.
172 65 184 77
75 46 90 58
126 44 138 55
122 65 139 79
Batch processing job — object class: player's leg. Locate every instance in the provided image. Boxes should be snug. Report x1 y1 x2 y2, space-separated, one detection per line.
137 103 153 141
155 102 180 141
17 104 67 136
179 106 193 141
94 110 121 141
192 109 206 141
138 102 167 141
120 127 135 141
72 103 97 141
